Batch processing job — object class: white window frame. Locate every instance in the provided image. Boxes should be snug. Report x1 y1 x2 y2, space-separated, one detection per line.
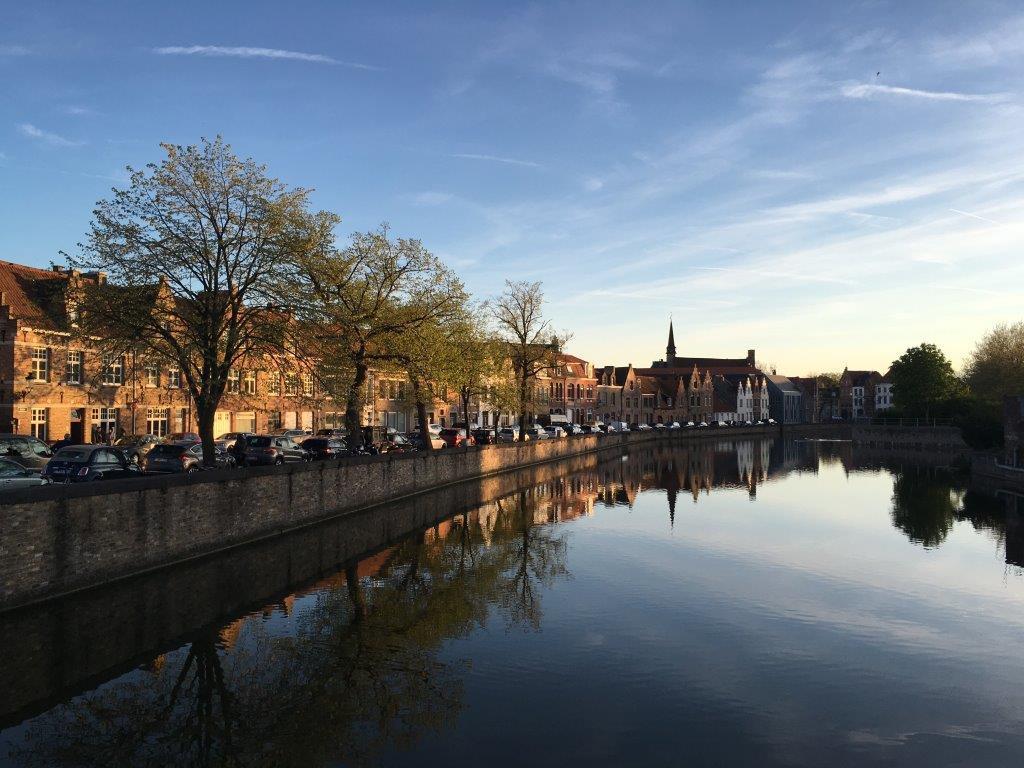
144 363 160 388
29 347 48 382
167 367 181 389
101 354 124 386
30 408 47 440
65 350 83 385
243 370 257 395
227 369 241 394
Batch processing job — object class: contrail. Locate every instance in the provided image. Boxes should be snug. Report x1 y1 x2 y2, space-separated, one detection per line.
949 208 998 224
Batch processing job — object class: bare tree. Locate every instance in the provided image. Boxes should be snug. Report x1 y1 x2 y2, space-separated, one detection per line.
491 280 562 440
68 137 336 464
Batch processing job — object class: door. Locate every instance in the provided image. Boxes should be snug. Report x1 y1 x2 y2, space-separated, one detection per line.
69 420 84 443
214 411 232 437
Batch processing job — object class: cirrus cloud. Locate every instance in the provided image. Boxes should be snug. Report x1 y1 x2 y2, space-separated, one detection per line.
153 45 380 70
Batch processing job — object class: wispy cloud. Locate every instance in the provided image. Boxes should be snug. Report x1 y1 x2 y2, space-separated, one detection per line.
411 191 453 206
0 44 30 56
452 153 542 168
17 123 84 147
153 45 380 70
696 266 856 285
841 83 1006 103
949 207 999 224
748 169 813 181
63 105 95 116
929 15 1024 67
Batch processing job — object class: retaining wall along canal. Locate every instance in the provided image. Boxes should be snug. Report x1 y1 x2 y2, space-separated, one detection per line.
0 423 951 611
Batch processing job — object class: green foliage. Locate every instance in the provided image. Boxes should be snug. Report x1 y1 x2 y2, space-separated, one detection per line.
889 343 959 416
964 321 1024 407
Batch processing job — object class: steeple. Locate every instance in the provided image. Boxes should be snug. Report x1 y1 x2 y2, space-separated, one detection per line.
666 319 676 363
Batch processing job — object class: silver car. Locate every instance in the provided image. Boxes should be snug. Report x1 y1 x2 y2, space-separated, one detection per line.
0 457 51 490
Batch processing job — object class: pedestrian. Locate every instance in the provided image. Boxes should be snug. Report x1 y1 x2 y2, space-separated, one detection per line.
231 435 248 467
51 433 73 452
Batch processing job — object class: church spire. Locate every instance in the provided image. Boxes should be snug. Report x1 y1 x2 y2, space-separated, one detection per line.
666 319 676 362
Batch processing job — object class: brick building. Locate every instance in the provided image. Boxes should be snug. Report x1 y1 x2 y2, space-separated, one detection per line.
0 259 423 441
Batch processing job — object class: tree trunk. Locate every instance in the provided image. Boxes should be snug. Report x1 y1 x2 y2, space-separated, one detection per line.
461 389 471 429
195 399 218 467
345 358 368 452
518 376 529 441
412 378 432 452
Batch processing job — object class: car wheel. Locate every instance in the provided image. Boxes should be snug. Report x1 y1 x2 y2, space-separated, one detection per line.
275 457 284 466
186 465 200 474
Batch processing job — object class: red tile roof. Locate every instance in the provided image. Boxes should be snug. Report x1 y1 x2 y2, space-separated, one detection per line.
0 259 71 330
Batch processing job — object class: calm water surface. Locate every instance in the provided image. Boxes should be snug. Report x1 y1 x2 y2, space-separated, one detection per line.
3 439 1024 767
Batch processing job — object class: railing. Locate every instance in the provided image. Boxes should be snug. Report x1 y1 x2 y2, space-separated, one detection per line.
867 417 955 427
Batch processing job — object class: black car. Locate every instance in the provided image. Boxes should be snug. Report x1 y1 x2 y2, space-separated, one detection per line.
143 442 236 473
42 445 141 483
245 435 311 465
302 438 350 460
471 428 497 445
378 433 417 454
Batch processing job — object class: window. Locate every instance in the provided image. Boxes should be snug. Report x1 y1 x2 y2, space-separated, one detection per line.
65 350 83 384
285 374 299 396
266 372 280 395
227 369 241 394
30 408 47 440
167 367 181 388
29 347 48 382
146 407 169 437
243 370 257 395
101 354 123 385
144 363 160 388
91 408 118 441
302 373 314 397
267 411 282 430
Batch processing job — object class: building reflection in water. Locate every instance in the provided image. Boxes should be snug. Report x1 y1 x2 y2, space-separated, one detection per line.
8 436 1024 767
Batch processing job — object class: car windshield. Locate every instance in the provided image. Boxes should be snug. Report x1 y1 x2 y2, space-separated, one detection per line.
249 437 273 447
114 436 149 447
53 448 90 460
303 439 328 448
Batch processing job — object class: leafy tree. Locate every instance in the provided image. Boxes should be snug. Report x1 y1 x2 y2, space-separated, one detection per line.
964 322 1024 407
285 226 465 451
491 280 562 439
68 137 336 464
889 343 959 417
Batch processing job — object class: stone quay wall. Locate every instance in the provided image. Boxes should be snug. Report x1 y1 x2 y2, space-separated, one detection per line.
6 422 971 611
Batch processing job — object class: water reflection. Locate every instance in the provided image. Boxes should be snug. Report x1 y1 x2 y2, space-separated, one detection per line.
9 486 572 767
5 437 1024 767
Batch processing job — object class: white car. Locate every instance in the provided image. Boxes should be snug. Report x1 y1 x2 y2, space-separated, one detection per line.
669 422 681 429
545 426 566 438
654 423 666 430
637 423 653 431
685 421 695 428
497 427 521 443
698 421 708 428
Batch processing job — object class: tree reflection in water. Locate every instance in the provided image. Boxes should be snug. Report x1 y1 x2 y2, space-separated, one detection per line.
12 487 570 768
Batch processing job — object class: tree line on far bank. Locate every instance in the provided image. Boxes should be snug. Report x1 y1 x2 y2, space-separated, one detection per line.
65 138 562 464
815 328 1024 448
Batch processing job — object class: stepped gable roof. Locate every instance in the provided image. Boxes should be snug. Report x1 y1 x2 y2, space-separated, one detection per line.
0 259 74 331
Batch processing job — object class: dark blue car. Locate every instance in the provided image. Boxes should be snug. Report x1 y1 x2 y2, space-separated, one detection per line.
42 445 141 483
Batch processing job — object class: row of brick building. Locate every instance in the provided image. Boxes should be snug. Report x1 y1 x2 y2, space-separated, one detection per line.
0 258 899 441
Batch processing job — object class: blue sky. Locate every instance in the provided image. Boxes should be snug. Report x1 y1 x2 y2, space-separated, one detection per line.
2 1 1023 374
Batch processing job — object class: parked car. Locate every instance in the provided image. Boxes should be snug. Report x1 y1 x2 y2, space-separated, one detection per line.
113 434 164 464
270 428 312 444
408 432 447 450
439 428 475 448
566 424 585 436
654 423 666 430
697 421 708 428
315 428 347 439
471 428 497 445
42 445 141 483
0 434 54 472
637 423 653 431
143 442 235 473
669 422 682 429
544 426 566 438
166 432 201 444
215 432 254 450
302 437 351 460
245 435 311 465
0 457 52 490
497 427 522 443
685 421 696 428
415 423 444 436
524 427 549 440
378 433 418 454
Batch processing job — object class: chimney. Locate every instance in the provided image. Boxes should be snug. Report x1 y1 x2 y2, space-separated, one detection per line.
747 349 756 366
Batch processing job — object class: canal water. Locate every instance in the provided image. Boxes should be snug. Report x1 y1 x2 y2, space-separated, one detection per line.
3 438 1024 767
